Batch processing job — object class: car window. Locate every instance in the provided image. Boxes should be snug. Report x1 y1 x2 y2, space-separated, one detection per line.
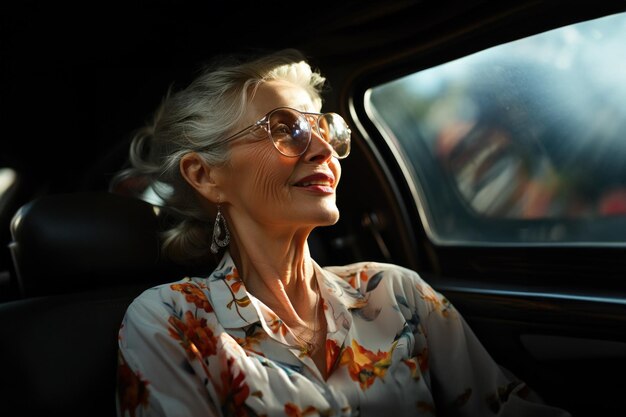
366 12 626 246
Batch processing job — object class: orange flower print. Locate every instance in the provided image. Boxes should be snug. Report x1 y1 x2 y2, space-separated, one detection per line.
267 313 289 337
419 287 452 317
284 402 319 417
383 333 426 381
402 357 422 381
168 311 218 360
326 339 342 375
347 270 370 289
235 325 267 356
347 274 357 289
225 268 244 293
217 357 250 417
117 352 150 417
438 297 452 317
171 282 213 312
339 339 392 390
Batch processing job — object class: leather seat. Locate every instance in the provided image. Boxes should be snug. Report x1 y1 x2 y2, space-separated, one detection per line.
0 192 192 417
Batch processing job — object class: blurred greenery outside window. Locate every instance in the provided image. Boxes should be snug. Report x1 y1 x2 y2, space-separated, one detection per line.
367 12 626 246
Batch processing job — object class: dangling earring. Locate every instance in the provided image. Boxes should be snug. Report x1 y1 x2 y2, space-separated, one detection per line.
210 204 230 254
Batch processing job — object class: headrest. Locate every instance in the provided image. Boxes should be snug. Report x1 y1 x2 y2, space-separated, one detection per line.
9 192 188 297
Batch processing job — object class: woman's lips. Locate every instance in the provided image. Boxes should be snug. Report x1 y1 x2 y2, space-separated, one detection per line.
293 173 335 193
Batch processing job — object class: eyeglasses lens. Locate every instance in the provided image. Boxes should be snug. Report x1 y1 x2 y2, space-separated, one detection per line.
268 109 310 157
319 113 351 158
268 108 350 158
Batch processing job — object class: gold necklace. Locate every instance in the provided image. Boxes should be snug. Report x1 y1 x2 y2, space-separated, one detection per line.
292 280 321 353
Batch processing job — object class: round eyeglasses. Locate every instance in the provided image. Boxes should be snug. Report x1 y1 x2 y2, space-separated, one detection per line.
223 107 351 159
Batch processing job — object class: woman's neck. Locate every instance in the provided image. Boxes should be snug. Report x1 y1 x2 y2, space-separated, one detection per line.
227 223 318 326
226 220 328 377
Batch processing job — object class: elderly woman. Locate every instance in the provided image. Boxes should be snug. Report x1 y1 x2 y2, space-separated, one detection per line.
114 49 570 417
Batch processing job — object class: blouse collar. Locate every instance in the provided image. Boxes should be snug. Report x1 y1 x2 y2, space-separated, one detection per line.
206 251 367 331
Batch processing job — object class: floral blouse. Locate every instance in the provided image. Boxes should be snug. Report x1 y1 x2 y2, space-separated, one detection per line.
116 251 571 417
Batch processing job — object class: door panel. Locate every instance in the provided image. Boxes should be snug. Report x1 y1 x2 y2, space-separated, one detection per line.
432 277 626 416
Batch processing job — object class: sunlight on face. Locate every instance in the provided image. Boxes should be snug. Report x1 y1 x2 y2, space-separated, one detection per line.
215 80 342 235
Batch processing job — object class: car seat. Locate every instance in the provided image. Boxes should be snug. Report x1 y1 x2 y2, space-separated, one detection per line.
0 191 193 417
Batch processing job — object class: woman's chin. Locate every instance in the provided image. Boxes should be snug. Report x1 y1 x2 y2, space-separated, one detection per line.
315 208 341 226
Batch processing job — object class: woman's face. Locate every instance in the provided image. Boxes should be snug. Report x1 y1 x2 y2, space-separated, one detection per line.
215 80 342 234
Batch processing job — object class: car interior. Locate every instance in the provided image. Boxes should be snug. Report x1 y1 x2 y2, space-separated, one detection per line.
2 1 626 416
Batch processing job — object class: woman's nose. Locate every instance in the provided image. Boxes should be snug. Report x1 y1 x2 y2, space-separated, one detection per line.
304 117 334 162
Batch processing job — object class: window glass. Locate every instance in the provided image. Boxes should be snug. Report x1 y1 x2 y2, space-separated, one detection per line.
366 12 626 245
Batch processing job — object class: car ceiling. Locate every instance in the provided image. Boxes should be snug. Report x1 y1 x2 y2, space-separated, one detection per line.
5 1 478 63
2 0 625 190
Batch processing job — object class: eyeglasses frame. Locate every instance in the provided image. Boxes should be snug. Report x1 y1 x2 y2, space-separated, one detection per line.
222 106 351 159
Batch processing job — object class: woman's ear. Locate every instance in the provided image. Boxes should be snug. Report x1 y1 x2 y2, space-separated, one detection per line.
179 152 221 202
